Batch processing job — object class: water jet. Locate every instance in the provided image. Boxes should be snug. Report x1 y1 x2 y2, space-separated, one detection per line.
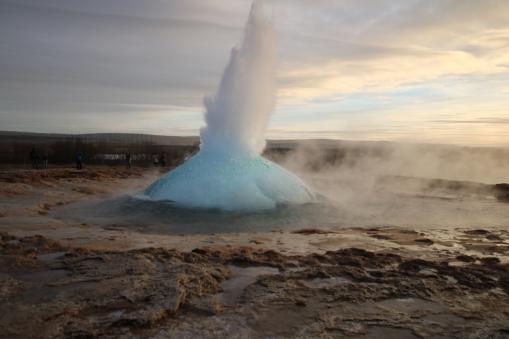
145 0 315 211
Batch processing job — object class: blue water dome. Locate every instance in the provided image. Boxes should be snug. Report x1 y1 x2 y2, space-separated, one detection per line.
144 1 315 211
144 151 315 211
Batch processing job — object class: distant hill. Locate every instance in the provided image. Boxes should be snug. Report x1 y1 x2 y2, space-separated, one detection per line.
1 130 507 151
0 131 200 146
0 131 403 150
1 131 508 172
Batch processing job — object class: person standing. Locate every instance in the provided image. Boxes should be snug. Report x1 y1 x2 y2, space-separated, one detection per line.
29 147 38 169
76 152 83 170
159 152 167 167
41 152 48 169
125 152 132 169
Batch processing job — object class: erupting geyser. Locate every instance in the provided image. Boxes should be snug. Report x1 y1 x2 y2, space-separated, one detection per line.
145 0 315 210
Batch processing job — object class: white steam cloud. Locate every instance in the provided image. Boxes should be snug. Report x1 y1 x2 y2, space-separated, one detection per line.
201 0 276 156
145 1 315 210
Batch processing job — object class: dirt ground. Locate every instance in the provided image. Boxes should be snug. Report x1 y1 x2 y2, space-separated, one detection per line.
0 167 508 338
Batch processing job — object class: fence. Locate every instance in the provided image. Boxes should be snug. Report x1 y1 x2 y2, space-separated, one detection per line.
0 133 200 167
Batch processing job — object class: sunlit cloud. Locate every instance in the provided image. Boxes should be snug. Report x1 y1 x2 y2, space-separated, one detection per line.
0 0 508 146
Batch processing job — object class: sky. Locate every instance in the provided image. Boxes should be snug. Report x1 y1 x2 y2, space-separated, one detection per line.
1 0 508 146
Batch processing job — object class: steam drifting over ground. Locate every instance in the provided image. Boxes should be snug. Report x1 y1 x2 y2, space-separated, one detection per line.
2 1 509 337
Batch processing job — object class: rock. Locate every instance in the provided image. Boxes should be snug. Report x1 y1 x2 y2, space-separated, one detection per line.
456 255 476 263
2 232 509 338
370 234 391 240
294 299 307 307
291 229 336 235
479 257 500 266
414 238 433 245
486 234 503 241
494 183 509 202
189 296 224 315
464 229 490 236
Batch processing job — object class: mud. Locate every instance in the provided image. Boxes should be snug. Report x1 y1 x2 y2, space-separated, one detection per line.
1 232 509 338
1 167 509 338
0 167 145 186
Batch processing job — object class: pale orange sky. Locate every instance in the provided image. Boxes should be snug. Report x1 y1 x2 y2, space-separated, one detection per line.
1 0 508 146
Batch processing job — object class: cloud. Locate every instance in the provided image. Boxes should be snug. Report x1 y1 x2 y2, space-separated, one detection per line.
0 0 508 146
432 118 509 125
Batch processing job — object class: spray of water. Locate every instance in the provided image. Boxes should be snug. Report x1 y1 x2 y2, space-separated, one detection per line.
145 0 315 211
201 0 275 156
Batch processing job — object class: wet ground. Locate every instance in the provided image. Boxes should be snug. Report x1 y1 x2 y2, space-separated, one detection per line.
1 167 509 338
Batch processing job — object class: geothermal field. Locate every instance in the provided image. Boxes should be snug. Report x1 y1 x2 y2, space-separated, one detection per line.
1 1 509 338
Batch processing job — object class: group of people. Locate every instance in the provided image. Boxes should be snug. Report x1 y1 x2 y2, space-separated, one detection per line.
28 149 169 170
152 152 167 167
29 148 49 169
126 152 167 168
29 148 82 170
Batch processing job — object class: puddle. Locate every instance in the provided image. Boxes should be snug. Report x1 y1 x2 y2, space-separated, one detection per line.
286 266 307 273
16 269 69 283
361 326 419 339
37 251 67 262
218 265 279 305
423 313 465 324
376 298 445 313
305 276 351 288
87 309 126 324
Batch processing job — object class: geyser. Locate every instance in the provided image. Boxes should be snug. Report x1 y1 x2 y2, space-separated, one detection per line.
145 0 315 211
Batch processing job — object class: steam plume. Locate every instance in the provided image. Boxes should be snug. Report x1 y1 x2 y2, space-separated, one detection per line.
145 1 315 210
201 0 275 156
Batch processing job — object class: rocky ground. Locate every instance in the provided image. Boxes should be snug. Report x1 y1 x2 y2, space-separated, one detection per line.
0 167 509 338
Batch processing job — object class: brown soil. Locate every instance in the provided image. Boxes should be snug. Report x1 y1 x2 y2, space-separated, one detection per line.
1 232 509 338
1 166 509 338
0 167 145 187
